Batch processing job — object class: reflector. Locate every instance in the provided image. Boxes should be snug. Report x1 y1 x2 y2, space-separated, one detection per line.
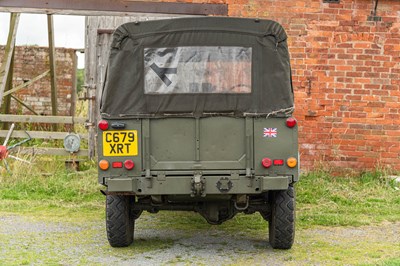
124 160 135 170
261 158 272 168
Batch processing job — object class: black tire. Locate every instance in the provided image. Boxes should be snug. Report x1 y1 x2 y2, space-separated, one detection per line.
106 195 135 247
268 186 295 249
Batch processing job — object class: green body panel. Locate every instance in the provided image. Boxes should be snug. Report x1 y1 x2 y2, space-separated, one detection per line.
254 117 299 181
96 17 298 210
106 175 291 195
98 17 299 233
98 116 298 194
149 117 247 170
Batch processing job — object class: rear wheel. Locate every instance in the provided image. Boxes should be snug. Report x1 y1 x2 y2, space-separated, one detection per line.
268 185 295 249
106 195 135 247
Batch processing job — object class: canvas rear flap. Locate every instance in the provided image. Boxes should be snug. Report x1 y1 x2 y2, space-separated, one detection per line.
101 17 294 118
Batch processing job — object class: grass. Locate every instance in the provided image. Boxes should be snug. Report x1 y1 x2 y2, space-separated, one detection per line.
0 159 399 265
296 169 400 228
0 158 399 227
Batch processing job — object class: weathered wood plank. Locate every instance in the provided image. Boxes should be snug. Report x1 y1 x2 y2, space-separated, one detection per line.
3 70 50 97
0 0 228 16
2 45 14 130
10 95 40 115
15 147 89 156
0 130 88 140
0 114 86 124
47 15 58 131
0 13 20 108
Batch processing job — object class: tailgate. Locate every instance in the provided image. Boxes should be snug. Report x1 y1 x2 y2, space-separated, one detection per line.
146 117 249 170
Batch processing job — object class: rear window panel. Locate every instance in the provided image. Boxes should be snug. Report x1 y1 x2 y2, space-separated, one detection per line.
144 46 252 94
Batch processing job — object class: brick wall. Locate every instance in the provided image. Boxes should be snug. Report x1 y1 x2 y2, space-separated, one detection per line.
0 46 76 116
227 0 400 172
186 0 400 172
4 0 399 172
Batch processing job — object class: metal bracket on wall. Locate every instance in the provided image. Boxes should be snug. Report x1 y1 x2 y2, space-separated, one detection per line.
367 0 382 21
79 84 96 129
323 0 340 3
79 84 96 101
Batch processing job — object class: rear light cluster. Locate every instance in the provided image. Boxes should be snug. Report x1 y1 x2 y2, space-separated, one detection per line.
261 157 297 168
261 117 297 169
98 120 135 171
99 159 135 171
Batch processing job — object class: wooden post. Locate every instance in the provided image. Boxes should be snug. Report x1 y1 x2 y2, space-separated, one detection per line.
0 13 20 109
70 51 78 132
85 16 97 159
47 14 58 130
2 50 14 130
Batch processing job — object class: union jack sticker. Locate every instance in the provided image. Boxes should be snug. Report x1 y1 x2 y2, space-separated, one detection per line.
263 128 277 138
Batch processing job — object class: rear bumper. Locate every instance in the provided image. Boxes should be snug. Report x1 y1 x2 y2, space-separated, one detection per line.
105 175 293 195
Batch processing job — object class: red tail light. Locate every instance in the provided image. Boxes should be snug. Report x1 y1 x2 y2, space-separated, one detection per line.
112 162 123 168
273 159 284 166
98 120 109 130
286 117 297 128
124 160 135 170
261 158 272 168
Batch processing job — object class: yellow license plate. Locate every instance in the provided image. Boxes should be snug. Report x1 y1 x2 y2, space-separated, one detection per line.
102 130 138 156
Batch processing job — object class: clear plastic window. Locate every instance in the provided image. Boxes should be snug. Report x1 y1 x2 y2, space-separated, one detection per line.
144 46 252 94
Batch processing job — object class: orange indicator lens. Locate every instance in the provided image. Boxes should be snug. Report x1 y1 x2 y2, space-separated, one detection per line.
99 159 109 170
287 157 297 168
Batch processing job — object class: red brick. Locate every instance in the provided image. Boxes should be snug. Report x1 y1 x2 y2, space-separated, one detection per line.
0 46 74 116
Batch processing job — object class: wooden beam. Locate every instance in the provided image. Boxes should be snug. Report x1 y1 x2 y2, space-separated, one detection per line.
47 15 58 129
0 130 88 140
2 47 15 130
0 13 20 108
15 147 89 156
0 114 86 124
3 70 50 97
10 95 40 115
0 0 228 16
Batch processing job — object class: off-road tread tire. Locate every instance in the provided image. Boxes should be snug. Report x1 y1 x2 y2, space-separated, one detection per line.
269 186 295 249
106 195 135 247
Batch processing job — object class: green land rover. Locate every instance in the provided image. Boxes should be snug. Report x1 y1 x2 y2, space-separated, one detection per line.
97 17 299 249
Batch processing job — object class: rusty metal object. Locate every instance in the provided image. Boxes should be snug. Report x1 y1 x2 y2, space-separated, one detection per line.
0 123 32 170
0 145 8 160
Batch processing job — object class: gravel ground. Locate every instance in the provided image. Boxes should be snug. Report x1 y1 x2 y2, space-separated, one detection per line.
0 214 399 265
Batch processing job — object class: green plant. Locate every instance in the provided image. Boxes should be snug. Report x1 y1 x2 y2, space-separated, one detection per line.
76 68 85 94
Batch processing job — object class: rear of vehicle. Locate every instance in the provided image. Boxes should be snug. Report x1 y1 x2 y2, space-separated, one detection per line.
97 17 298 249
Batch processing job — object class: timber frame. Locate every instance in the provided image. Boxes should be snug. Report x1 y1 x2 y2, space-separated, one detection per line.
0 1 228 16
0 1 228 159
